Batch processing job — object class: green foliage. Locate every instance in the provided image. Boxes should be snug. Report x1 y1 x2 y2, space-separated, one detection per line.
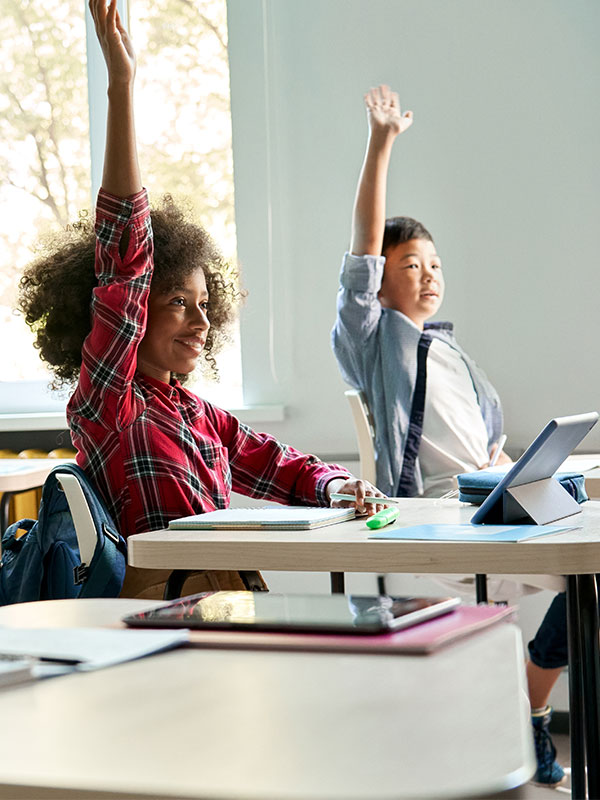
134 0 236 257
0 0 90 229
1 0 237 382
0 0 90 310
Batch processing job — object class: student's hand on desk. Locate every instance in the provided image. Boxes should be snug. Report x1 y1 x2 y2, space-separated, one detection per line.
326 477 387 517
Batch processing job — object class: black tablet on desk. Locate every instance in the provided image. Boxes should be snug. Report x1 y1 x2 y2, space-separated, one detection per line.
471 412 598 525
123 592 461 635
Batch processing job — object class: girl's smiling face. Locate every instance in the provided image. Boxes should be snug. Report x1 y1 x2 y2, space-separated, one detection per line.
137 268 210 383
378 237 444 329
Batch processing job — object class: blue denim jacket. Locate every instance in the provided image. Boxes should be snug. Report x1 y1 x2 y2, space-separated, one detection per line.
331 253 503 496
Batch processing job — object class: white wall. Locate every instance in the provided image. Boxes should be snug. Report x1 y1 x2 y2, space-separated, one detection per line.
228 0 600 458
227 2 597 712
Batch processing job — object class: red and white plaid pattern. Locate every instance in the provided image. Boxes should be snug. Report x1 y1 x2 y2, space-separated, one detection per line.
68 189 350 537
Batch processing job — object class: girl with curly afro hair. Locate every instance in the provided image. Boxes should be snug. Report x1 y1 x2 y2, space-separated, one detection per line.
14 0 373 599
18 196 239 388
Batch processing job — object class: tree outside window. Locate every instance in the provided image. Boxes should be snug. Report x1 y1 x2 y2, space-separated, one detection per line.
1 0 242 406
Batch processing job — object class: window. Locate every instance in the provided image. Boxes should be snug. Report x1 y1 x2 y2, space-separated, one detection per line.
0 0 90 386
131 0 242 407
0 0 243 415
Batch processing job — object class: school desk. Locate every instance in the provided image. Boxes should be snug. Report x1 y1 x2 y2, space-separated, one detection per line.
0 458 73 534
128 498 600 799
0 597 534 800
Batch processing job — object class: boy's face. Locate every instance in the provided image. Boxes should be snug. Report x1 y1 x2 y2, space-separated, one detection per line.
378 238 444 328
137 268 210 383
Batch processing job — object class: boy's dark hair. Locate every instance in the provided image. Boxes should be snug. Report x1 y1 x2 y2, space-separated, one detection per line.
17 195 242 388
382 216 434 255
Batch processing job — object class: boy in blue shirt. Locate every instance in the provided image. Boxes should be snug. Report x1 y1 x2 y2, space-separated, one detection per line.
332 86 508 501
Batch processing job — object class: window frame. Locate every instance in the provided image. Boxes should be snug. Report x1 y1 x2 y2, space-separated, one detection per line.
0 0 285 430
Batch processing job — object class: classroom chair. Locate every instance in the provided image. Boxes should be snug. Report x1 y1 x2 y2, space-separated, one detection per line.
345 389 377 485
345 390 388 595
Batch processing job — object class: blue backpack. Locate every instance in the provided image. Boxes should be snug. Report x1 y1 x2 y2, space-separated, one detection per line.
0 464 127 605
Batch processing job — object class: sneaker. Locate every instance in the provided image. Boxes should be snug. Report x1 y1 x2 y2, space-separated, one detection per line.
531 705 566 787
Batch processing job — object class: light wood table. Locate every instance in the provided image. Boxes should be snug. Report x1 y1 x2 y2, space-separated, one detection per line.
128 499 600 577
128 499 600 799
0 598 533 800
0 459 73 533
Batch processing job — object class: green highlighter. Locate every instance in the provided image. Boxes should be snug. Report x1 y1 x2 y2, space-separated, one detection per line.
366 507 401 530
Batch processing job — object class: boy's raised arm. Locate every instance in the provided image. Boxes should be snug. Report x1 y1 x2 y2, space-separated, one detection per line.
89 0 141 198
350 85 413 256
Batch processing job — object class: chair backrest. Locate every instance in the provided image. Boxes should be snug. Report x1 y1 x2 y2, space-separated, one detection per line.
344 389 377 485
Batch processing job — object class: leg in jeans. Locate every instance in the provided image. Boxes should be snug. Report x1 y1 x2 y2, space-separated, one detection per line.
527 592 568 787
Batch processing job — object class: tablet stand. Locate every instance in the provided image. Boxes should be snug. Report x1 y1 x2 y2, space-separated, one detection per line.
501 478 582 525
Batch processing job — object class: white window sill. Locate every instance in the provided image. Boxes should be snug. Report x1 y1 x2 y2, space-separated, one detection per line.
0 405 286 432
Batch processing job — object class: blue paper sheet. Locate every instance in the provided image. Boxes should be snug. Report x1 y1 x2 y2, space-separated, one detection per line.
368 524 575 542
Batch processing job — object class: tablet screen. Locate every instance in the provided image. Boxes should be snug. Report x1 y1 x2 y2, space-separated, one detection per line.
123 592 460 635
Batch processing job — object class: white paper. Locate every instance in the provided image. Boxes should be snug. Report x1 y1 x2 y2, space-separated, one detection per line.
477 456 600 476
559 455 600 473
0 628 188 671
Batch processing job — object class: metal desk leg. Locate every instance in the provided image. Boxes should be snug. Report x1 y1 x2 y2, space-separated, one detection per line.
330 572 345 594
163 570 192 600
567 575 587 799
475 574 488 604
578 574 600 799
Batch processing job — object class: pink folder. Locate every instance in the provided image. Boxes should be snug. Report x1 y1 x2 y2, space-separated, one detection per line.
186 604 515 656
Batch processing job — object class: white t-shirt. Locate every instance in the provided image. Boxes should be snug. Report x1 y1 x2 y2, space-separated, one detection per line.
419 338 490 497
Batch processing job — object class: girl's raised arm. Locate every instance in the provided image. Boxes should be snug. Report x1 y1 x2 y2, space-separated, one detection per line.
89 0 141 198
349 85 413 256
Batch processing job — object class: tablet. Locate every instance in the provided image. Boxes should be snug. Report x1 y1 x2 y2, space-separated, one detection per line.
471 412 598 524
123 592 461 635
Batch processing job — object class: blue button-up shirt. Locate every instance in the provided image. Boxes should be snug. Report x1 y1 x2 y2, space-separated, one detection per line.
332 253 503 496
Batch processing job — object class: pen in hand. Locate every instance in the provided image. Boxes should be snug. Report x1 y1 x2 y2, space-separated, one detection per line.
330 493 400 507
489 434 507 467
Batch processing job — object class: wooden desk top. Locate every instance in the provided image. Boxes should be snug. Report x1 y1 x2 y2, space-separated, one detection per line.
0 599 534 800
0 459 73 492
128 498 600 576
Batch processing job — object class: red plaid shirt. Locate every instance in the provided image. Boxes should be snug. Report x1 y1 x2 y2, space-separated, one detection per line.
67 189 350 537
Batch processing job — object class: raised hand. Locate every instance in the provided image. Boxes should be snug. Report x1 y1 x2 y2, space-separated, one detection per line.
364 84 413 138
89 0 136 85
349 84 412 255
89 0 141 197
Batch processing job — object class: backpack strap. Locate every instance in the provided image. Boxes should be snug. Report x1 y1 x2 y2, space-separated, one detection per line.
55 473 97 570
43 464 126 596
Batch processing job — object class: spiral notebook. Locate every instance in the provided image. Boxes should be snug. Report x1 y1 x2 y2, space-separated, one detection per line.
168 506 356 530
